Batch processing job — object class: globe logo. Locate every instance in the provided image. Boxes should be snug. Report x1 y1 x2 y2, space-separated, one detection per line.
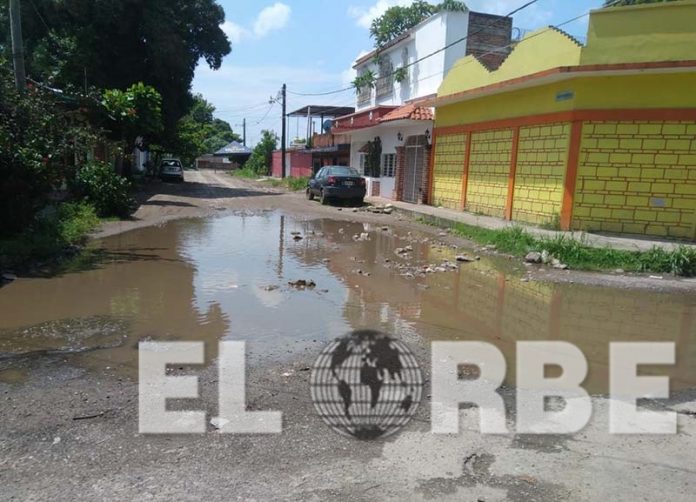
310 330 423 440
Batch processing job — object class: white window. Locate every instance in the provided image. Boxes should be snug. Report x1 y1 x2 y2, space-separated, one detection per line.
359 153 368 175
376 57 394 98
381 153 396 177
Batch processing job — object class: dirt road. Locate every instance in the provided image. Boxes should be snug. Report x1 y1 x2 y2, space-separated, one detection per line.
2 170 696 501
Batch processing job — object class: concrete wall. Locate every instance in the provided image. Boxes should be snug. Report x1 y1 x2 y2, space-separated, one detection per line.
574 121 696 238
354 11 468 110
430 132 467 209
513 123 570 225
428 2 696 238
466 128 514 218
271 150 313 178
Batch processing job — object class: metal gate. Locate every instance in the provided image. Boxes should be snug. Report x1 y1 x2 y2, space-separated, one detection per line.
403 135 427 203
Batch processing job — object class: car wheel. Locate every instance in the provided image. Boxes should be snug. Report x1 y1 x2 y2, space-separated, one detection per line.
306 188 314 201
319 190 329 205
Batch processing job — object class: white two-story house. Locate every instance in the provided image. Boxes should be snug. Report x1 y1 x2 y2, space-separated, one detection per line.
333 8 512 202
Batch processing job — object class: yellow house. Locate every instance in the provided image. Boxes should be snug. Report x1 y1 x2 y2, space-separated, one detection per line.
428 1 696 239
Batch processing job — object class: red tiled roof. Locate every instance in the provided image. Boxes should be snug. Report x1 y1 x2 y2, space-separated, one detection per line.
379 103 434 123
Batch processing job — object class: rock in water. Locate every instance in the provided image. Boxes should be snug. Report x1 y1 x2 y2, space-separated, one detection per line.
525 252 542 264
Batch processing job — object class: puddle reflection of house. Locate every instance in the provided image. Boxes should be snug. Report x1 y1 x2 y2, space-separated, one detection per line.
282 219 696 393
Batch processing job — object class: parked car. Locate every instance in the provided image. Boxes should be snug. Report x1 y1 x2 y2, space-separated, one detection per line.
159 159 184 182
306 166 366 205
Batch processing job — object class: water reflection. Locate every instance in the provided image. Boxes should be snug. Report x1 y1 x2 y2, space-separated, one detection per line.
0 211 694 394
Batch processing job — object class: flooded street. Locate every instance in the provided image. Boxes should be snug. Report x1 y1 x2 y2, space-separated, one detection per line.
2 174 696 501
2 210 695 392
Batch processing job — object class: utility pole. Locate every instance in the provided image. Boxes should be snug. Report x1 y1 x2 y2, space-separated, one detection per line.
242 118 246 146
281 83 287 179
9 0 26 92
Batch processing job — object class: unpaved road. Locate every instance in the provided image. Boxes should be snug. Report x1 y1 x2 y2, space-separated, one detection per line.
2 170 696 501
98 170 696 292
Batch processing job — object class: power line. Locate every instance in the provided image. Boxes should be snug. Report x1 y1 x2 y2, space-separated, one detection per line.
287 0 540 98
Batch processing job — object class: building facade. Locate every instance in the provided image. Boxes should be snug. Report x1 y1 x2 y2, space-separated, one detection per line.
428 1 696 239
334 9 512 201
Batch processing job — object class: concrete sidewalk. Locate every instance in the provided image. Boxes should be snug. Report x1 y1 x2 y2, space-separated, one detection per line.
366 196 695 252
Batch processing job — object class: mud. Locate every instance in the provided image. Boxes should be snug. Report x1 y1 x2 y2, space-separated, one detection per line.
2 170 696 501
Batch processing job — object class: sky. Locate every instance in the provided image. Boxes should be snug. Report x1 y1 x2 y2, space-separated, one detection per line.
192 0 606 147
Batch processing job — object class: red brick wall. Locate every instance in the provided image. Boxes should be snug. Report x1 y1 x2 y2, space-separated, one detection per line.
466 12 513 71
271 150 313 178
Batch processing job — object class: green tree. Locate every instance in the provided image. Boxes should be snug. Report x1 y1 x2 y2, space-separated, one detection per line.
245 130 278 175
0 60 98 236
102 83 163 148
369 1 467 47
175 95 241 165
0 0 231 143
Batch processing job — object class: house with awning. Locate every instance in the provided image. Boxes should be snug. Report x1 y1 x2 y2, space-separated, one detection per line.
333 6 513 202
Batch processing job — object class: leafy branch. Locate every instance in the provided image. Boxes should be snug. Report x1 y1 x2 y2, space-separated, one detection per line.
352 70 376 94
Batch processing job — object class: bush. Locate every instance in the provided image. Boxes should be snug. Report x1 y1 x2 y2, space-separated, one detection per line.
0 202 99 265
72 162 136 217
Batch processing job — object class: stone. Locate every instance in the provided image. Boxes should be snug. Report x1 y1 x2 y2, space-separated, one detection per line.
525 252 543 264
383 208 393 214
541 250 550 264
456 255 475 263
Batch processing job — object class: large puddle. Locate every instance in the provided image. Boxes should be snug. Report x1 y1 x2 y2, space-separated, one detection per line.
1 211 695 393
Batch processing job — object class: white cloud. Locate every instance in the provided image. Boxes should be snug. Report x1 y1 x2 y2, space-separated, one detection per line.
220 21 250 45
253 3 292 37
194 63 349 146
220 3 291 45
348 0 411 29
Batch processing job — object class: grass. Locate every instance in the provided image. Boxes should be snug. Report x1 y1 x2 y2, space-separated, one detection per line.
264 176 309 191
0 202 100 269
231 166 262 179
439 221 696 277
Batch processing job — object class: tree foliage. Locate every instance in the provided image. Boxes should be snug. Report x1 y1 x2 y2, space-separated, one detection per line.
0 60 99 236
175 95 241 165
0 0 231 143
604 0 676 5
102 83 163 150
245 130 278 175
369 1 467 47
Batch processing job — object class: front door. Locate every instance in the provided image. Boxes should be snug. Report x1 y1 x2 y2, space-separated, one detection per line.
403 135 427 203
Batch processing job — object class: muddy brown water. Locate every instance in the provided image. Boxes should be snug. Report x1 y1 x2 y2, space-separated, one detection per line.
1 211 695 393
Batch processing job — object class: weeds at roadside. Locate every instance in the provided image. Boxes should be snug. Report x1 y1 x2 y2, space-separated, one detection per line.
423 219 696 277
0 202 100 269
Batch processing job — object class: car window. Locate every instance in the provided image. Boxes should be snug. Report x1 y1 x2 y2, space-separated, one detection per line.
316 168 325 178
161 160 181 167
328 167 360 177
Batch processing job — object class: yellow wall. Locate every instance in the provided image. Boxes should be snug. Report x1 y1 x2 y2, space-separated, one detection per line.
466 129 513 218
573 121 696 238
513 123 571 225
429 1 696 238
438 28 582 99
438 1 696 103
582 0 696 65
436 73 696 128
431 132 467 209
